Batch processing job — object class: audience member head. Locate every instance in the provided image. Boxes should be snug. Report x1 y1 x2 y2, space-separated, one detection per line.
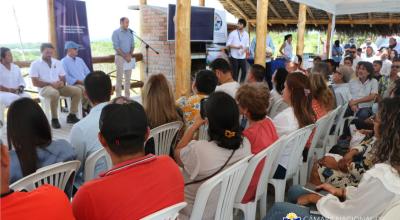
283 72 315 128
64 41 81 58
390 79 400 97
273 68 289 95
343 56 353 67
373 97 400 171
373 60 383 74
284 34 292 44
357 61 374 81
309 72 335 111
40 43 55 61
349 45 357 58
84 71 112 105
334 40 340 47
311 62 330 80
193 70 218 95
236 83 270 121
390 49 399 61
7 98 52 177
210 58 233 84
206 92 242 150
99 98 148 163
325 59 336 73
381 48 389 60
0 47 12 64
356 48 362 57
247 64 265 83
120 17 129 30
142 74 179 128
237 18 246 30
389 37 398 49
390 58 400 77
313 56 322 65
366 46 374 57
333 65 354 84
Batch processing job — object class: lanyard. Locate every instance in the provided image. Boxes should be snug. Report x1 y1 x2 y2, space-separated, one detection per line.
237 30 243 43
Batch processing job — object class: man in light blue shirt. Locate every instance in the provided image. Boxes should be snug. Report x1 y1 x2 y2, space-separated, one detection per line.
69 71 112 186
61 41 91 111
112 17 134 97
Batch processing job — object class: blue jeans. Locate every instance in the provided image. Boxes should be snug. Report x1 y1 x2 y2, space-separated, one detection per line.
263 202 325 220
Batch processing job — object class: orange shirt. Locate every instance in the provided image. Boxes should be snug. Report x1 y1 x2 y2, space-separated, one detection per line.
1 185 75 220
72 155 184 220
241 118 279 203
306 99 329 148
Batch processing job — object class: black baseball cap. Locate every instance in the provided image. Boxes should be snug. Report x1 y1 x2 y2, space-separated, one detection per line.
99 100 148 144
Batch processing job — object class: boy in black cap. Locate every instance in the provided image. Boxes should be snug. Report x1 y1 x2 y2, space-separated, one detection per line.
72 97 184 220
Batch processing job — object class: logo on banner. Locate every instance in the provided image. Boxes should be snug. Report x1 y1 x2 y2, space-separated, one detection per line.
283 212 301 220
214 13 223 31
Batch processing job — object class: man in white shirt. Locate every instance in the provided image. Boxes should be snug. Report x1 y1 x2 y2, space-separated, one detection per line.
226 18 249 83
341 45 361 71
380 48 392 76
210 58 240 98
361 46 376 63
389 37 400 54
30 43 82 129
69 71 112 186
0 47 30 106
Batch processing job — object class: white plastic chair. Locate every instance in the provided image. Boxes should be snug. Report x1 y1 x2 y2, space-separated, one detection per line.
0 101 5 124
189 155 252 220
84 148 113 182
10 160 80 198
381 202 400 220
141 202 187 220
234 137 287 220
325 104 348 147
198 124 209 140
147 121 183 155
39 95 82 120
268 124 315 202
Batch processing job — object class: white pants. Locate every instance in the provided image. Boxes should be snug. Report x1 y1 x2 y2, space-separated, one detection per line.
0 91 31 106
115 55 132 97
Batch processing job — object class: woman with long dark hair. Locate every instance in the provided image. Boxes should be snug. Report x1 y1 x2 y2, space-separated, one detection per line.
8 98 76 183
174 92 251 220
268 68 289 118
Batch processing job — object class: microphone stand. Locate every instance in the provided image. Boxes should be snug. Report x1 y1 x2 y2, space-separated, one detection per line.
132 32 159 76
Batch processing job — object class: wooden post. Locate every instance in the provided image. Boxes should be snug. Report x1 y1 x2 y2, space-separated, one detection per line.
175 0 191 97
254 0 269 67
296 4 307 56
47 0 58 57
139 0 147 82
326 18 332 59
199 0 205 6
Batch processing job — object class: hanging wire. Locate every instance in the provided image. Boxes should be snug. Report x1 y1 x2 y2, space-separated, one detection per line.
12 3 26 61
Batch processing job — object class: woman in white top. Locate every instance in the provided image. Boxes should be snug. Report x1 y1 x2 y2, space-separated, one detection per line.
264 97 400 220
174 91 251 220
0 47 30 106
272 72 316 179
279 34 293 61
268 68 289 118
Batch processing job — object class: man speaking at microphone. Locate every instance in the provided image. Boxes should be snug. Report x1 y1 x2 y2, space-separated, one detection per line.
112 17 134 98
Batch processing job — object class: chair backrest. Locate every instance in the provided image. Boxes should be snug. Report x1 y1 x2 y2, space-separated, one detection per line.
307 113 333 161
198 124 209 140
10 160 80 196
334 102 350 136
190 155 252 220
141 202 187 220
148 121 183 155
284 124 315 179
84 148 113 182
235 136 287 203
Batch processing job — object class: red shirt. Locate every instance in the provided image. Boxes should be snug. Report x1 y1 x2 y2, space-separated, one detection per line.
306 99 329 148
1 185 75 220
72 155 184 220
241 118 279 203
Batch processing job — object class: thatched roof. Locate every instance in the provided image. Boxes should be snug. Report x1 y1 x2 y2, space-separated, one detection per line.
219 0 400 34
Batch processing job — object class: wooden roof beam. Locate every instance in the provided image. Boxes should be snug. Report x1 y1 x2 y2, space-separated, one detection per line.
348 15 354 27
306 7 317 27
268 3 285 26
245 0 257 12
247 18 400 25
283 0 297 19
368 13 373 27
389 13 393 27
226 0 250 21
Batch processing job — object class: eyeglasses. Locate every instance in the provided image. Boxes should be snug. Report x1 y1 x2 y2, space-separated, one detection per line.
391 65 400 69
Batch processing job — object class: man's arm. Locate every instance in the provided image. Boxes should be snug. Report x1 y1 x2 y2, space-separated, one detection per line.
31 77 52 88
0 86 17 93
62 60 78 85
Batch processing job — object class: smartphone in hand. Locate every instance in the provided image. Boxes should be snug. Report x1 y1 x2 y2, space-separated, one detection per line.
302 183 329 197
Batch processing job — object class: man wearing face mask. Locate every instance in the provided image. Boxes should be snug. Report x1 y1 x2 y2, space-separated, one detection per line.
226 18 249 83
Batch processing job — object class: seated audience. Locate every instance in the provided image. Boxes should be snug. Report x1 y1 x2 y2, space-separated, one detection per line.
69 71 112 186
343 56 353 68
236 83 278 203
174 92 251 220
7 98 76 183
311 62 331 82
380 48 392 76
246 64 265 84
325 59 336 75
341 45 361 71
378 58 400 100
391 79 400 97
389 48 399 62
331 65 354 106
61 41 91 112
264 97 400 220
72 98 184 220
267 68 289 118
272 72 315 179
0 144 75 220
210 58 240 98
362 46 375 63
0 47 30 106
348 62 378 124
30 43 82 129
372 60 383 81
313 56 322 66
177 70 217 128
309 72 335 118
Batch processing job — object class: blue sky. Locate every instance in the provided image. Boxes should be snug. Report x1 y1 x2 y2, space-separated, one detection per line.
0 0 236 44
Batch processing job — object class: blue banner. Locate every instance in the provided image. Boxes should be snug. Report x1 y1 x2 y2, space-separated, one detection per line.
54 0 93 70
